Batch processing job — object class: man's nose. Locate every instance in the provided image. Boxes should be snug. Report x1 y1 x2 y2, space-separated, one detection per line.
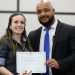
41 11 45 16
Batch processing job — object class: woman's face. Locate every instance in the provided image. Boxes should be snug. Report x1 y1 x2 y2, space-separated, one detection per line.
10 15 25 35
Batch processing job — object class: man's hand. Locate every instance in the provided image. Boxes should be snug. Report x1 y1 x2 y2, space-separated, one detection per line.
45 58 59 69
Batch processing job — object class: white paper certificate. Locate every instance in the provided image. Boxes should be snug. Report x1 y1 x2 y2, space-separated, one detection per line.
16 52 46 73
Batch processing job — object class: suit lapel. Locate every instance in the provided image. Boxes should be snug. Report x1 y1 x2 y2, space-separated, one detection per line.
52 21 62 56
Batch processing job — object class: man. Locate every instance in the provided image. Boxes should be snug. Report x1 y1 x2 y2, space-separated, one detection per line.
28 0 75 75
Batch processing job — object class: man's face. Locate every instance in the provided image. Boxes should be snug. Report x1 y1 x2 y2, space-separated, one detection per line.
36 2 55 27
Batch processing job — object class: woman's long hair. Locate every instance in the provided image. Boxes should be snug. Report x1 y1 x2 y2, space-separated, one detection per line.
3 13 33 54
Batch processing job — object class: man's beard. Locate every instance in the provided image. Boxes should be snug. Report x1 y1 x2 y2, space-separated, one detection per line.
39 15 55 27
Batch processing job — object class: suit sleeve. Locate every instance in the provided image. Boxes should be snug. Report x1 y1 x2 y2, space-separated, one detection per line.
58 27 75 72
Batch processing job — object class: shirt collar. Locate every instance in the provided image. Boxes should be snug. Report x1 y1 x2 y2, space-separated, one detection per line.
12 35 26 43
51 19 58 29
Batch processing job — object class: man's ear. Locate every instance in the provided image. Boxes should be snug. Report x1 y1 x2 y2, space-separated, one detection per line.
53 8 55 14
53 8 55 12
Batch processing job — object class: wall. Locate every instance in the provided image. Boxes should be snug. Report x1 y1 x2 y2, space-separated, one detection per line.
0 0 75 37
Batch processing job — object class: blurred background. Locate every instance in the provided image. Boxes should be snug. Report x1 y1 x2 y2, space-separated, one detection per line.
0 0 75 37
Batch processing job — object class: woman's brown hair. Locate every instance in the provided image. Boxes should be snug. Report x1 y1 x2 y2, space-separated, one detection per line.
1 13 33 54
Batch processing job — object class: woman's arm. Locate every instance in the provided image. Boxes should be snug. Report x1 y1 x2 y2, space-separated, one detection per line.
0 66 14 75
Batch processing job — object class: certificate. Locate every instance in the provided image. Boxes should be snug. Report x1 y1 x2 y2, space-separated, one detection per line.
16 52 46 73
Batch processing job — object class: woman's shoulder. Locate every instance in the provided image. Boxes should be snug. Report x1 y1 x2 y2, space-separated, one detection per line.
0 35 9 44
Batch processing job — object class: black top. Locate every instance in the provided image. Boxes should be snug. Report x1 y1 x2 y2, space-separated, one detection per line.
0 36 29 75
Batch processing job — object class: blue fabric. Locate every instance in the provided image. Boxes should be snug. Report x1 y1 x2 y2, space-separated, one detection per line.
43 28 50 75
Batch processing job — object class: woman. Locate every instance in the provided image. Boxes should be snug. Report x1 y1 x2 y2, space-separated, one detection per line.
0 13 32 75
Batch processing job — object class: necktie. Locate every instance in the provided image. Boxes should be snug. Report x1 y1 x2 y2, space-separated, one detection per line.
43 28 50 75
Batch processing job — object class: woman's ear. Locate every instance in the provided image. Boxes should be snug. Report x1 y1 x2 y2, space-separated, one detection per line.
10 26 12 29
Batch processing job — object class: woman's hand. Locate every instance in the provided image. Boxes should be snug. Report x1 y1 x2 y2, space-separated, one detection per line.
18 70 32 75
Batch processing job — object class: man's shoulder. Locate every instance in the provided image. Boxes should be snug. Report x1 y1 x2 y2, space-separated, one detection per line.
58 20 75 29
28 27 42 36
57 20 75 35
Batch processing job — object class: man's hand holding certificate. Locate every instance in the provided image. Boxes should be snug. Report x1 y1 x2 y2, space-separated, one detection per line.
16 52 46 73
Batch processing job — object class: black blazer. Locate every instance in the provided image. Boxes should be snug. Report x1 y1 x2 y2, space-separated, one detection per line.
28 21 75 75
